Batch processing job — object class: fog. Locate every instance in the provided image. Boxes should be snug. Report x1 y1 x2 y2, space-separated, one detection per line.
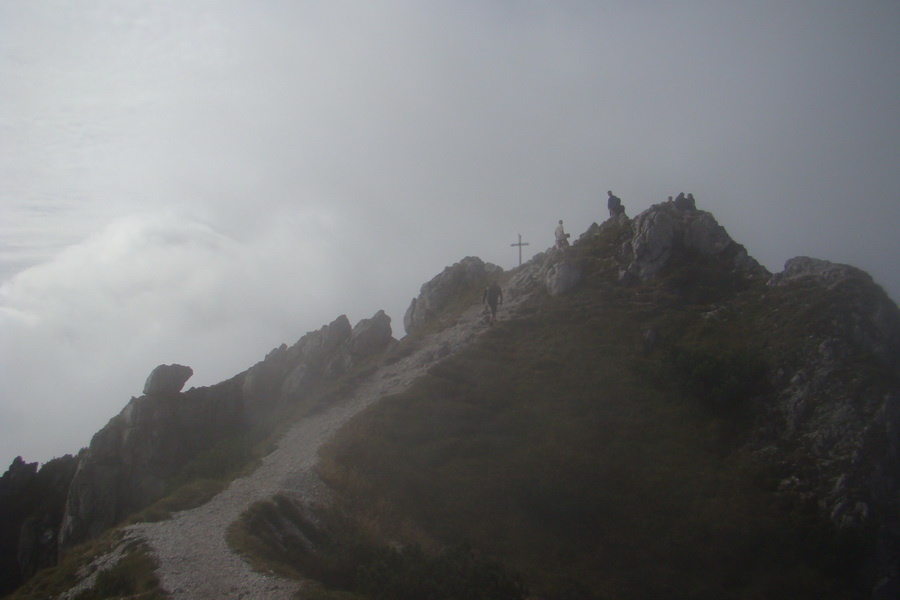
2 1 899 465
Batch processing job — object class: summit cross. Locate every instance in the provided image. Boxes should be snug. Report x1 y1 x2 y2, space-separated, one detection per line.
510 233 529 266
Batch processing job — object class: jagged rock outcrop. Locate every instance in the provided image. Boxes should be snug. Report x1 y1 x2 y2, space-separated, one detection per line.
347 310 394 359
404 257 503 335
143 364 194 395
618 201 767 282
59 385 247 549
754 256 900 597
769 257 900 367
0 455 77 596
242 315 355 415
506 202 765 302
242 312 396 420
59 312 396 551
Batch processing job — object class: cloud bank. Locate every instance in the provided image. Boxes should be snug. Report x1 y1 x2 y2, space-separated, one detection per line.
2 0 899 464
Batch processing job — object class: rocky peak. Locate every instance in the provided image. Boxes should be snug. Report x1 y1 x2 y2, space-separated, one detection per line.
503 199 766 307
0 457 37 492
618 201 767 282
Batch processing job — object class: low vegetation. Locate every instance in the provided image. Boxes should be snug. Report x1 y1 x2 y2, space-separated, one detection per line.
229 495 528 600
7 532 165 600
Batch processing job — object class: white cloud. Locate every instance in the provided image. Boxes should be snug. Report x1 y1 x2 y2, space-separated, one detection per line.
0 209 357 461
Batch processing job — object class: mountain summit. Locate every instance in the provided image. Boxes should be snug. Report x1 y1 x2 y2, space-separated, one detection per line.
3 200 899 599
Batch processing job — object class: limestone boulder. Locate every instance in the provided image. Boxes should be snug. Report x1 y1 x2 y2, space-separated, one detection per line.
143 364 193 396
619 201 767 282
545 260 582 296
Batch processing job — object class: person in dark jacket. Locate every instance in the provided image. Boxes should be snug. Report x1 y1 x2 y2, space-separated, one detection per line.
607 190 624 217
483 281 503 326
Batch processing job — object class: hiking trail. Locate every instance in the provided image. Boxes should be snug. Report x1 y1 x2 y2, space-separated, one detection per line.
115 300 512 599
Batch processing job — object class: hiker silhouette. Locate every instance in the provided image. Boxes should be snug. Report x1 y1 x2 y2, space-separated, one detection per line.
483 281 503 326
607 191 624 218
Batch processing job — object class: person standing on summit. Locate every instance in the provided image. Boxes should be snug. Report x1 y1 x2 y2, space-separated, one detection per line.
555 220 569 249
607 191 624 218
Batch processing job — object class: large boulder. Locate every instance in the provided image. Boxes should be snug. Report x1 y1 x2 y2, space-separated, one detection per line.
618 202 766 282
545 260 582 296
143 364 193 396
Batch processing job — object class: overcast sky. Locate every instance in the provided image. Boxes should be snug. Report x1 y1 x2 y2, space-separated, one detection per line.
2 1 899 466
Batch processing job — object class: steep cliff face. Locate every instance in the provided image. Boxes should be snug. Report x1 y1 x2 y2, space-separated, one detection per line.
58 385 246 548
758 257 900 596
0 455 76 595
58 311 395 551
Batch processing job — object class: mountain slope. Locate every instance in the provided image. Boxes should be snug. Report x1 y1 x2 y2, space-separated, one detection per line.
239 207 900 599
4 200 900 600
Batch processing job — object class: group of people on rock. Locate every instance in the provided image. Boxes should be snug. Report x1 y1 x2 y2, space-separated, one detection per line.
669 192 696 211
554 189 699 250
555 190 626 250
486 189 697 326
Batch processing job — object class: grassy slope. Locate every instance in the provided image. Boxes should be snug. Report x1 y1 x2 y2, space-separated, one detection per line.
310 227 866 599
6 531 164 600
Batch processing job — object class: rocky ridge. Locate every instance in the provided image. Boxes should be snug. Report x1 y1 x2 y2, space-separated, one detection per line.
59 311 395 551
0 455 76 595
3 199 899 598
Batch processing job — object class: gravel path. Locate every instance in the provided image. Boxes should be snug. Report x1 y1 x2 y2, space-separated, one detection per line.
127 303 497 599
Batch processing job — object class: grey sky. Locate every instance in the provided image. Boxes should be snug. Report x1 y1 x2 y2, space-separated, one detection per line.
2 1 899 465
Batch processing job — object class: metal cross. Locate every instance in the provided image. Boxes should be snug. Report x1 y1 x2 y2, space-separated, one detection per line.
510 233 529 266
